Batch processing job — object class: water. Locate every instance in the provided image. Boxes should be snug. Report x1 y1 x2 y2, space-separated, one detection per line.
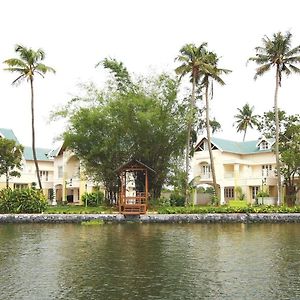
0 223 300 300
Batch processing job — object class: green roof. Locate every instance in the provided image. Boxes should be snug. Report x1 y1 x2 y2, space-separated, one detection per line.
210 137 273 154
0 128 19 143
23 147 52 161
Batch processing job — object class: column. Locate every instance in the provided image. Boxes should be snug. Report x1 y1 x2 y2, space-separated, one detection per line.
220 186 225 205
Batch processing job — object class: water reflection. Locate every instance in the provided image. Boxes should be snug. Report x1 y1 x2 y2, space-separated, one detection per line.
0 223 299 299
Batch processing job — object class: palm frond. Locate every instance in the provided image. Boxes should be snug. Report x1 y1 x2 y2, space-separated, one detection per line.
3 58 27 68
254 63 271 79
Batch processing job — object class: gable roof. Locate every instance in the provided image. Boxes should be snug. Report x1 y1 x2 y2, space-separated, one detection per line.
195 136 273 155
23 147 53 161
0 128 20 144
116 159 156 173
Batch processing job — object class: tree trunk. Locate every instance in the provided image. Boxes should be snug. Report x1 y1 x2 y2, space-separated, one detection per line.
184 75 196 205
274 67 282 205
285 185 296 207
6 170 9 188
243 128 247 142
205 81 218 202
30 78 42 190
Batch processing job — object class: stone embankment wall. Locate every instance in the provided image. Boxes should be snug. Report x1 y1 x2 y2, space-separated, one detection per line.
0 213 300 223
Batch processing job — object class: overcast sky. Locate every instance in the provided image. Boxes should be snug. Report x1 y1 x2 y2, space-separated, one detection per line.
1 0 300 149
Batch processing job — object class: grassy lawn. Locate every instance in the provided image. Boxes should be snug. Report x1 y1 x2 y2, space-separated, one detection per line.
44 204 300 214
45 205 118 214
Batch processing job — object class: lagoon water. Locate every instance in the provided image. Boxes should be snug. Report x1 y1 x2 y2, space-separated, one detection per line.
0 223 300 299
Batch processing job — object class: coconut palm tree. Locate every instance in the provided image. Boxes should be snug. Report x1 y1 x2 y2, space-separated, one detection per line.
248 31 300 205
201 51 231 200
175 43 208 204
234 103 259 141
4 45 55 190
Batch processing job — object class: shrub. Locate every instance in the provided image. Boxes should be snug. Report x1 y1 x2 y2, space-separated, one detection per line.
81 191 104 207
149 197 170 208
0 188 47 213
169 192 185 206
257 190 269 197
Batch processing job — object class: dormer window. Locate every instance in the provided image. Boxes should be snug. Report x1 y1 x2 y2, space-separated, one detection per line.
195 139 218 151
260 141 269 150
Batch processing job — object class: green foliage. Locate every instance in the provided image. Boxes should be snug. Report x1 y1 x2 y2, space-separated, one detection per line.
54 63 186 200
81 191 104 207
257 190 270 197
258 110 300 205
157 205 300 214
148 197 170 208
235 186 245 200
228 200 248 207
81 219 104 225
45 205 115 214
0 188 47 213
234 103 259 141
0 138 24 188
169 192 185 206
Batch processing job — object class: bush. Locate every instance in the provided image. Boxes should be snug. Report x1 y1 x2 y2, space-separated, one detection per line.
149 197 170 208
169 192 185 207
81 191 104 207
157 205 300 214
0 188 47 213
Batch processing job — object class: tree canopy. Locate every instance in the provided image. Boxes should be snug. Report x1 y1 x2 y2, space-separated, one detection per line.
54 59 186 200
258 110 300 205
0 138 24 188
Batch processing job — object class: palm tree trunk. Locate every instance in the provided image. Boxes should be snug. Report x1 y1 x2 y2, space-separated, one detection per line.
274 67 282 205
184 76 196 205
243 128 247 142
205 81 218 201
30 78 43 190
6 170 9 188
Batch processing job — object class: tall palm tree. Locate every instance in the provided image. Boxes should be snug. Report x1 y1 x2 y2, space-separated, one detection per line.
234 103 259 141
175 43 207 204
201 51 231 200
4 45 55 190
248 31 300 205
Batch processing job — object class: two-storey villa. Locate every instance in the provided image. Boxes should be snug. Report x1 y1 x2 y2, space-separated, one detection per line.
191 136 286 205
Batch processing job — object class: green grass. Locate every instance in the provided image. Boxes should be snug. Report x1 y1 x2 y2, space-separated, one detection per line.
45 205 117 214
228 200 248 207
81 219 105 225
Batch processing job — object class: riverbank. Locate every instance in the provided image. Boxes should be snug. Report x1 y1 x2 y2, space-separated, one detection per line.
1 213 300 223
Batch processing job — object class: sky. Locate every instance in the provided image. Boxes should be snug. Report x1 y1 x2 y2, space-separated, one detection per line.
1 0 300 149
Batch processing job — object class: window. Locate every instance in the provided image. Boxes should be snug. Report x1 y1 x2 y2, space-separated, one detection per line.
252 186 259 199
58 166 63 178
224 187 234 198
260 141 269 150
262 165 272 177
14 183 28 189
40 171 49 181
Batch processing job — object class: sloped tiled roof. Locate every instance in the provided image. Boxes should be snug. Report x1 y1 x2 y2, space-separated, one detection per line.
23 147 53 161
0 128 19 143
197 137 273 154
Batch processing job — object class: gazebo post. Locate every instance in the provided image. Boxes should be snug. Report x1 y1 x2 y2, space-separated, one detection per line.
145 170 148 208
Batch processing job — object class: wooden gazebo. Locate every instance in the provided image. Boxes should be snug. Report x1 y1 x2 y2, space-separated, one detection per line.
116 160 155 215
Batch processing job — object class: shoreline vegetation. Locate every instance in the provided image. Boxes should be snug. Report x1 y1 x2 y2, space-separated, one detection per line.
1 212 300 224
42 204 300 215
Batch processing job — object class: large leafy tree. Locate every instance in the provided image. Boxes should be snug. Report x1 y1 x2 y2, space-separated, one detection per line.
200 51 231 200
258 110 300 206
3 45 55 190
0 138 24 188
234 103 259 141
175 43 208 204
54 59 186 200
248 31 300 204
